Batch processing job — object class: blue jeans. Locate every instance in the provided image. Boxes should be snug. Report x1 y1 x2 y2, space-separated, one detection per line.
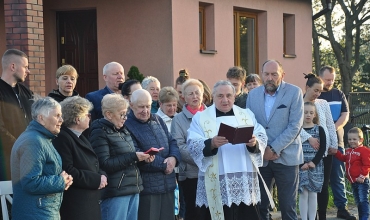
330 147 347 210
101 194 139 220
352 178 370 220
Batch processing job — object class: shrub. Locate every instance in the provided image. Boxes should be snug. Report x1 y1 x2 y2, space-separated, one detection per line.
127 66 144 82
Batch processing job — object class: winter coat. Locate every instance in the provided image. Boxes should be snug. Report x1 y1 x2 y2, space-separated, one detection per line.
11 120 65 220
335 145 370 183
53 126 103 220
125 111 181 195
89 118 143 199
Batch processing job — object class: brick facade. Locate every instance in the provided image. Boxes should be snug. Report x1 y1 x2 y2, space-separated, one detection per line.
4 0 45 96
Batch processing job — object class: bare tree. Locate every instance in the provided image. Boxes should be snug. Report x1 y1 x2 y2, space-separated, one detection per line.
312 0 370 95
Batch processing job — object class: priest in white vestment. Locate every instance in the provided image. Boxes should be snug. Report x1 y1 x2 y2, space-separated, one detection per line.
187 80 267 220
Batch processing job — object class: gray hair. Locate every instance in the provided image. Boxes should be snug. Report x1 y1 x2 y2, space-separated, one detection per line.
141 76 160 90
103 62 124 75
159 86 179 103
60 96 93 127
101 94 129 117
212 80 236 97
131 89 152 104
31 97 60 120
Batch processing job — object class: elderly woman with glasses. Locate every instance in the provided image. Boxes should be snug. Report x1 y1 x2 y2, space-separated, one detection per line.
89 93 154 220
52 96 107 220
11 97 73 220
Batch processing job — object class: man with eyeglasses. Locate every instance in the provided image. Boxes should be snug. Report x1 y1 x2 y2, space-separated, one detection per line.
0 49 34 181
86 61 125 121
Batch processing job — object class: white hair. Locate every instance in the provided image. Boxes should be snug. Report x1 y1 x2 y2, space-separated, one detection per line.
212 80 236 97
102 62 124 75
130 89 152 104
141 76 160 90
31 97 60 120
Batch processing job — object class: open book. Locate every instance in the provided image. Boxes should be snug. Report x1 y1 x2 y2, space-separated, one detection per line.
144 147 164 155
217 123 254 145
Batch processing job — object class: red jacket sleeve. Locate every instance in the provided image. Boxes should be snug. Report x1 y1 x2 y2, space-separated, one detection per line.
335 150 346 162
360 147 370 178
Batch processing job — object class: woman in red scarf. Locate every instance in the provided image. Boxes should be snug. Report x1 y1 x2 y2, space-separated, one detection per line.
171 79 207 220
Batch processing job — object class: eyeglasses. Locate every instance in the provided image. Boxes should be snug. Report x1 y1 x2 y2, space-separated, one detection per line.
120 113 128 119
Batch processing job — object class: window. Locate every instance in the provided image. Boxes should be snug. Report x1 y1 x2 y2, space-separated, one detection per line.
199 6 206 50
234 11 258 73
199 3 215 53
283 14 296 58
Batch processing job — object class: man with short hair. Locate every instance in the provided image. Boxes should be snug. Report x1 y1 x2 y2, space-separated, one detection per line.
247 60 304 220
187 80 267 220
318 66 355 220
85 61 125 121
226 66 248 108
0 49 33 181
125 89 181 220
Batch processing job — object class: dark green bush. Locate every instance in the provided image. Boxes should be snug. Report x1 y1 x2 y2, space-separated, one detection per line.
127 66 144 82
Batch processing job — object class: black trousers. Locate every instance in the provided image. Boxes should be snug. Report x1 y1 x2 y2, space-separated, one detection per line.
317 155 333 220
199 203 261 220
138 192 175 220
182 178 201 220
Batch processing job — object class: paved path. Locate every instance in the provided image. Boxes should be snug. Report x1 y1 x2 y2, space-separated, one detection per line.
270 207 358 220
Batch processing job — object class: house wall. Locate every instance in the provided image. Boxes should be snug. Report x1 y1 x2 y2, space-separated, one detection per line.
171 0 312 90
43 0 173 93
42 0 311 94
0 0 8 70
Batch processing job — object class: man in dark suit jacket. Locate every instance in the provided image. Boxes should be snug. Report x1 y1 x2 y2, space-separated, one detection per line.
247 60 304 220
86 62 125 121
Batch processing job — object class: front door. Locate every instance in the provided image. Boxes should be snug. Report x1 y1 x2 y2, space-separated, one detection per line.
57 10 98 97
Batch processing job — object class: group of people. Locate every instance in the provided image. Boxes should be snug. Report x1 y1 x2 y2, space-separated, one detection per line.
0 48 369 220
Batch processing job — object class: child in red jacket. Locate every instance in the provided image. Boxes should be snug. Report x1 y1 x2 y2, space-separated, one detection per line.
329 127 370 220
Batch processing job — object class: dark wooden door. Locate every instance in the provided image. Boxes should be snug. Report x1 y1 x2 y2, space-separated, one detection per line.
57 10 98 97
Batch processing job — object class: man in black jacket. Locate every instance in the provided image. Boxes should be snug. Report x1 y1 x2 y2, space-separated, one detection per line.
0 49 33 181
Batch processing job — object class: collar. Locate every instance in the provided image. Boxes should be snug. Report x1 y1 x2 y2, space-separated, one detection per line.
215 108 234 117
106 86 115 94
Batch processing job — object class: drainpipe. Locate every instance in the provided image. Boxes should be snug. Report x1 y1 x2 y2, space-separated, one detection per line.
312 0 332 20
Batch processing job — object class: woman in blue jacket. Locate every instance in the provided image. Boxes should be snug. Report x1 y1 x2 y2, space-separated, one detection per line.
11 97 73 220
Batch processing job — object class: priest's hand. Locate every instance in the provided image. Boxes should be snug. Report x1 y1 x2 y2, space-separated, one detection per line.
246 135 256 147
211 136 228 149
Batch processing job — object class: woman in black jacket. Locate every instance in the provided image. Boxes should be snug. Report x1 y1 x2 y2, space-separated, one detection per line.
53 96 107 220
89 93 154 220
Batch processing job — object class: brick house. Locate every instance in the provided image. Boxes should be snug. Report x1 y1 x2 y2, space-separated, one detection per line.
0 0 313 96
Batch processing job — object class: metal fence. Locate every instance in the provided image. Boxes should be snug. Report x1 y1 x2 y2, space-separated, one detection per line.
347 92 370 146
348 92 370 125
